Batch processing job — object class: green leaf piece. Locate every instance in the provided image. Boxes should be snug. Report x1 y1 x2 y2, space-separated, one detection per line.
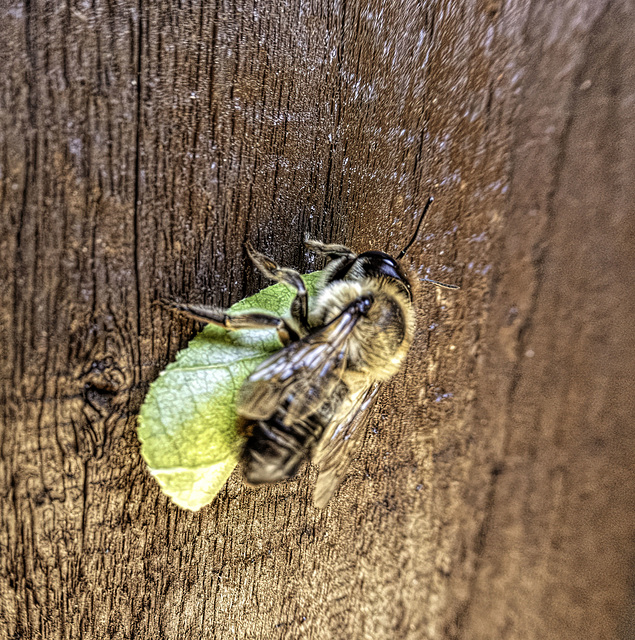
138 271 323 511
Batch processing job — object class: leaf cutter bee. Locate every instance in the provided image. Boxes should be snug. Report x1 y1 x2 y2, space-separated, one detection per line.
168 197 459 506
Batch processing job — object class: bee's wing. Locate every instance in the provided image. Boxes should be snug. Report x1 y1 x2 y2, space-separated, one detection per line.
237 303 364 422
312 381 382 508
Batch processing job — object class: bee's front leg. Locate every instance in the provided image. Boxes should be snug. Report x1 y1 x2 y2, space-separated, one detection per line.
246 243 310 332
303 236 357 260
160 301 300 346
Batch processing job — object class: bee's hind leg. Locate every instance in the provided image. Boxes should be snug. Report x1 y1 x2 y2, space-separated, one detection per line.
246 243 310 331
160 301 300 346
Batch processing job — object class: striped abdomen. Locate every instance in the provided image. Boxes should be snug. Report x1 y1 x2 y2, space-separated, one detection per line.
240 383 347 485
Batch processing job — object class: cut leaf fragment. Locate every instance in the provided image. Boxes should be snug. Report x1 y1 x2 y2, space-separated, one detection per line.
138 271 322 511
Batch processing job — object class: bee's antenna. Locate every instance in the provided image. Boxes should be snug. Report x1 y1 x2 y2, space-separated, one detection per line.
397 196 461 290
396 196 434 260
422 277 460 290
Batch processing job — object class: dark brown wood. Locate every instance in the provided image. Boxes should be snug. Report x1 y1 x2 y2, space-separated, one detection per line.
1 1 633 638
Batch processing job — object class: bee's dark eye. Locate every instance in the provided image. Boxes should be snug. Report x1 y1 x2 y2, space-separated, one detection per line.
357 252 402 280
356 252 411 296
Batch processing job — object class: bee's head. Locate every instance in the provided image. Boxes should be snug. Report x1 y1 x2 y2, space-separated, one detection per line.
323 197 459 296
329 250 413 300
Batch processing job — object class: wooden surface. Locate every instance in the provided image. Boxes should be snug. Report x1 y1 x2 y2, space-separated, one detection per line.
1 1 633 638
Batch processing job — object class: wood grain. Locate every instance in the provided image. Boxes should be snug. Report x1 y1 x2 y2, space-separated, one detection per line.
1 1 633 638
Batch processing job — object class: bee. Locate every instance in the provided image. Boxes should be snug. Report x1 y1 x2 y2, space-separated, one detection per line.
167 197 458 507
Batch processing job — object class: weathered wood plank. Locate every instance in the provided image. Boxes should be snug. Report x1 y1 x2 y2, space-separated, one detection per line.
0 1 632 639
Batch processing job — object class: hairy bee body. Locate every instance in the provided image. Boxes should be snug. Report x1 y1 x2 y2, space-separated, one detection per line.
167 202 458 507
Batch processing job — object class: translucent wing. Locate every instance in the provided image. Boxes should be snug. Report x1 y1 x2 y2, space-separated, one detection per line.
237 299 368 424
312 381 382 508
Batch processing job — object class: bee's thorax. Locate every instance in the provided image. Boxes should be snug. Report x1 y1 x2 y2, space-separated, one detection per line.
310 277 416 381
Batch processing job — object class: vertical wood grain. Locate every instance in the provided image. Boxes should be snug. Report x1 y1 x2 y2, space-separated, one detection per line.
1 1 633 638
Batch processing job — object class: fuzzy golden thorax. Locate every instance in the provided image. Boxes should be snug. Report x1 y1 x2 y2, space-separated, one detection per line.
309 277 416 381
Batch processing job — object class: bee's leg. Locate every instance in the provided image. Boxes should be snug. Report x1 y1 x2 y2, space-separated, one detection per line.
161 301 300 345
304 236 357 260
246 244 310 331
304 237 358 288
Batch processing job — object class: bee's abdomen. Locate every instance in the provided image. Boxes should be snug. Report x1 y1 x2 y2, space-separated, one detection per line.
240 413 321 485
240 386 346 485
